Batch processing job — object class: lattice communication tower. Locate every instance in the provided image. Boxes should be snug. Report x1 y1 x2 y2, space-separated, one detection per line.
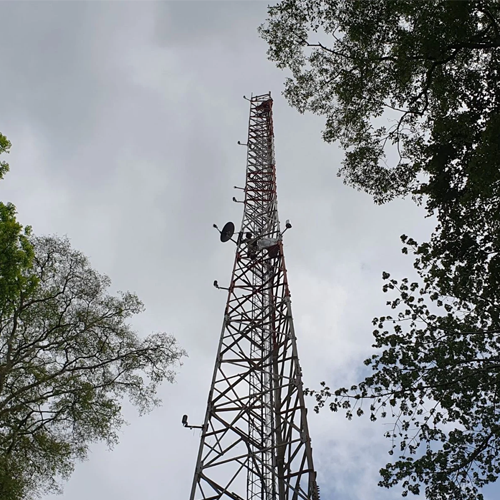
186 93 319 500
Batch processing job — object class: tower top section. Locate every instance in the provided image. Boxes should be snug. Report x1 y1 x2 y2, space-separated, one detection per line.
240 93 280 243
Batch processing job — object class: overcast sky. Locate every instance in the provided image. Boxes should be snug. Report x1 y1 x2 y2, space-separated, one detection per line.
0 2 496 500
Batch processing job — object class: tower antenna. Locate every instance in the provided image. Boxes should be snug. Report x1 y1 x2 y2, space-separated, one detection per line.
188 93 319 500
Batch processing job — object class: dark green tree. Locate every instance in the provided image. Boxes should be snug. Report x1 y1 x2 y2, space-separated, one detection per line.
0 134 11 181
261 0 500 314
262 1 500 499
311 263 500 500
260 0 500 202
0 136 185 499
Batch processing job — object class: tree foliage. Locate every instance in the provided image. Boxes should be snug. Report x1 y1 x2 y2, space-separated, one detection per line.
0 137 185 498
261 0 500 315
262 1 500 498
311 265 500 499
260 0 500 203
0 133 11 181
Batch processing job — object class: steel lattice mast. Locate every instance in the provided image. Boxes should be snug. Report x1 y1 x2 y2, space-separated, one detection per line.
188 93 319 500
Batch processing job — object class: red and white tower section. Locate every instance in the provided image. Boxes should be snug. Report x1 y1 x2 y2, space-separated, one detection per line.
186 93 320 500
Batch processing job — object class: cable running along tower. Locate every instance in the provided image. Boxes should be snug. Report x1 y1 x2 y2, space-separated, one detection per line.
188 93 319 500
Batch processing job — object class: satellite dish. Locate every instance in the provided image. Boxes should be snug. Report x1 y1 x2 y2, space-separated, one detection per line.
220 222 235 242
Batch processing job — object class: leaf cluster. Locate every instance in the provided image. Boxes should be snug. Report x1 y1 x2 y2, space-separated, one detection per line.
309 269 500 500
263 4 500 497
0 234 186 497
0 147 186 498
260 0 500 205
0 133 11 181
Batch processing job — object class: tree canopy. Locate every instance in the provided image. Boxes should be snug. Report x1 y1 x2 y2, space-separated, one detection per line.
261 1 500 499
0 134 11 181
0 136 185 499
261 0 500 310
311 266 500 500
260 0 500 203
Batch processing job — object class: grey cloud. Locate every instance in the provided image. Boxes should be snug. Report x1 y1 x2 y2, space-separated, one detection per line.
2 2 497 500
153 1 268 49
1 3 104 159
